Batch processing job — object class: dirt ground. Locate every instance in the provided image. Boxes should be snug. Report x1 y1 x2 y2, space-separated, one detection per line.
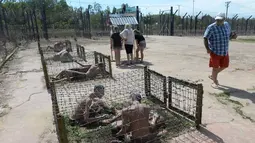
0 35 254 143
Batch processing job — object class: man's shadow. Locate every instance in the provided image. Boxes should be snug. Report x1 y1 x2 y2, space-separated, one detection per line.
216 85 255 104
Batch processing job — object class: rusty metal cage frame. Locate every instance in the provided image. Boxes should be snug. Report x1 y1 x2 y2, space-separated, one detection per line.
39 44 113 91
46 66 203 143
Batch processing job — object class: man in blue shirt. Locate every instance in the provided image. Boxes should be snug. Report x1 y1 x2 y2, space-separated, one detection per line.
204 12 237 87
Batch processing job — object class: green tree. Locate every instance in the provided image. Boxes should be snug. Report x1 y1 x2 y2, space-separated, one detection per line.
105 6 110 15
112 7 116 14
93 2 101 13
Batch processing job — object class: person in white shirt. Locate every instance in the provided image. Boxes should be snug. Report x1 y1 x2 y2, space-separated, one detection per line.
120 23 135 65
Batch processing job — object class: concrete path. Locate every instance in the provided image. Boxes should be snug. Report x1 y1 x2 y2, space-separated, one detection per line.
0 43 57 143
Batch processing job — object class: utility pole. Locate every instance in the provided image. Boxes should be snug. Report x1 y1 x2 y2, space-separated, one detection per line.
177 5 180 16
225 1 231 19
192 0 195 17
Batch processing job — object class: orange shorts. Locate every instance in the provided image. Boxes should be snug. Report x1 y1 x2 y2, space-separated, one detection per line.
209 52 229 68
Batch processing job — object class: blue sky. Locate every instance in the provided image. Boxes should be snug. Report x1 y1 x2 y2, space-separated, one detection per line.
66 0 255 18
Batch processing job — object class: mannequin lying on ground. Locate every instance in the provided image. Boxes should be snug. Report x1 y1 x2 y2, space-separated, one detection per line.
47 40 72 52
52 48 74 63
52 62 107 82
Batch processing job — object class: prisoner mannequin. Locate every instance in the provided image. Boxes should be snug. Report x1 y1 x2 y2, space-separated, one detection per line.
70 85 115 126
47 40 72 52
103 93 167 143
54 62 106 81
103 93 160 143
52 47 73 62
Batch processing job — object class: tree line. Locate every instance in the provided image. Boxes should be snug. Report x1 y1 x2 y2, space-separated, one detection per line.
0 0 254 38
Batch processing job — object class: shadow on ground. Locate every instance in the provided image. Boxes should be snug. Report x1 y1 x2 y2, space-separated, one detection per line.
199 126 225 143
117 60 153 69
171 126 224 143
217 85 255 104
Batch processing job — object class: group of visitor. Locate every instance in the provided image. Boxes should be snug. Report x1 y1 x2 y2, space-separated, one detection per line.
110 23 146 67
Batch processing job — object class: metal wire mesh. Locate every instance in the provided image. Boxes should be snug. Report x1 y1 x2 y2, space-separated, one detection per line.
168 76 203 126
55 69 145 116
94 51 112 76
41 42 89 62
45 51 95 77
51 68 199 143
145 69 167 105
40 42 112 80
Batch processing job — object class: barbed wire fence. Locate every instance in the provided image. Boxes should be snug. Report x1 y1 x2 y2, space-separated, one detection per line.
0 1 36 67
22 0 254 42
141 7 255 36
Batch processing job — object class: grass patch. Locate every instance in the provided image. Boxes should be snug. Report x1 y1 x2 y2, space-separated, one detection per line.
247 86 255 91
62 97 195 142
212 92 255 122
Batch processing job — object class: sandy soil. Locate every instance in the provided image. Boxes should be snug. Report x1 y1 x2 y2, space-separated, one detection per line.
0 35 254 143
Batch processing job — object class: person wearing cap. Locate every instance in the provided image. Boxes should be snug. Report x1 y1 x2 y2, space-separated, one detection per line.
110 26 122 67
120 23 135 65
134 29 146 63
70 85 117 126
203 12 237 87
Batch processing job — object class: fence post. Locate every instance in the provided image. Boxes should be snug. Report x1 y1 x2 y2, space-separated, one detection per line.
170 8 178 36
185 15 189 33
26 11 32 38
195 84 203 129
182 13 187 36
159 10 162 35
245 15 252 35
167 8 170 36
30 10 35 40
107 55 112 77
81 46 85 60
144 66 149 96
80 10 85 37
0 3 4 35
136 6 139 30
170 7 173 36
162 13 165 35
168 77 172 108
2 7 9 38
231 14 238 31
195 11 201 35
94 51 98 64
41 0 49 40
163 77 167 107
33 7 50 90
86 8 91 39
50 82 69 143
190 17 193 34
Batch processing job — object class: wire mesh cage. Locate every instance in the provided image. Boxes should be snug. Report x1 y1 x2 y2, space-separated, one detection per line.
41 41 86 61
50 67 203 143
38 41 113 90
168 76 203 129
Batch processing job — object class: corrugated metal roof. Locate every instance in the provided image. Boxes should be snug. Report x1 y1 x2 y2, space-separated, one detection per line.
109 16 138 26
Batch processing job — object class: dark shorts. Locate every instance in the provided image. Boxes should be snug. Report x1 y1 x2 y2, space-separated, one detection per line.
209 52 229 68
125 44 133 54
138 40 146 49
